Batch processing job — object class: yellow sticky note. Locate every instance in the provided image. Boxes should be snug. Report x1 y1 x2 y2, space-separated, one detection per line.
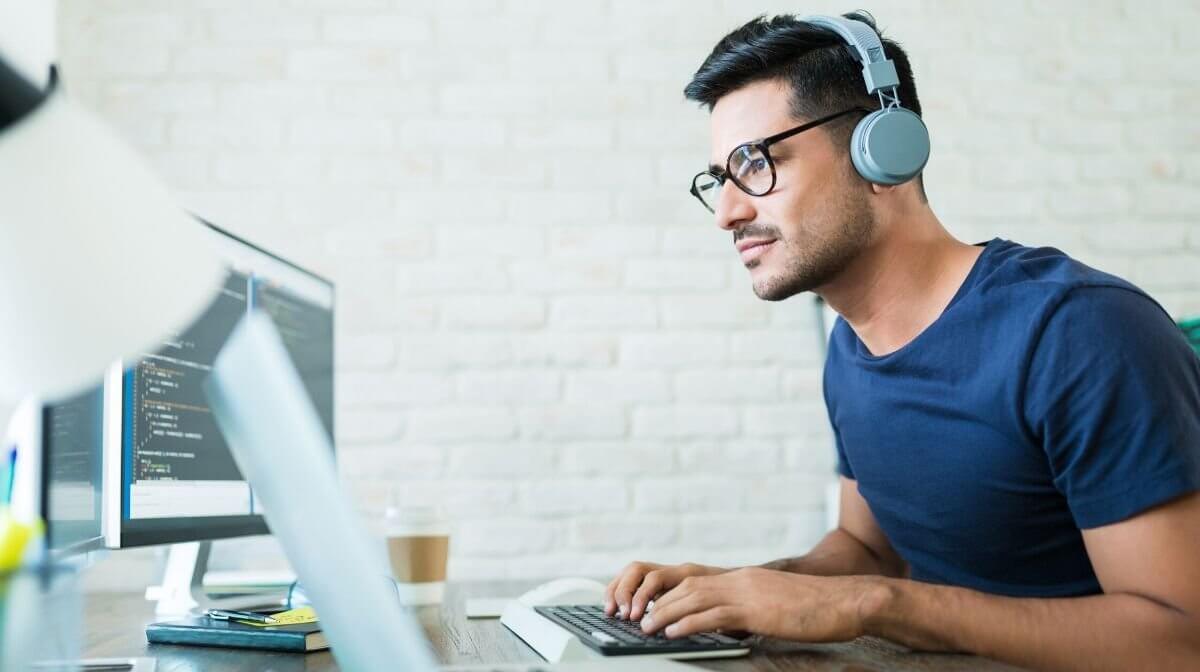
0 510 41 572
237 606 318 627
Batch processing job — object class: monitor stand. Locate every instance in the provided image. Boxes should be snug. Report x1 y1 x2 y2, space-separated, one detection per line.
146 541 289 617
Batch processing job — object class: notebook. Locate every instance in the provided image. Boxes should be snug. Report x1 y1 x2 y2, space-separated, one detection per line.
145 614 327 653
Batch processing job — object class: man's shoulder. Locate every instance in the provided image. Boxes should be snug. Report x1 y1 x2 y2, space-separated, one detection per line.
824 240 1174 371
974 239 1141 299
1029 284 1183 379
961 240 1165 334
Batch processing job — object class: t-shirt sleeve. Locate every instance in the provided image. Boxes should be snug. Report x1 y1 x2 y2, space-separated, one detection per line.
832 423 853 479
1023 286 1200 529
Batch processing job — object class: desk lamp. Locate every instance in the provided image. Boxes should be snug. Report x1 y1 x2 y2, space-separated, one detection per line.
0 54 225 527
0 46 225 671
0 51 429 672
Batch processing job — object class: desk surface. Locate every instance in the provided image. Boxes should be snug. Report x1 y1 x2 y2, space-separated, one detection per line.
84 581 1024 671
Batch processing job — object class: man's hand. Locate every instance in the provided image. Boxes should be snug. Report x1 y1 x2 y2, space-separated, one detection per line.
639 566 887 642
604 561 728 621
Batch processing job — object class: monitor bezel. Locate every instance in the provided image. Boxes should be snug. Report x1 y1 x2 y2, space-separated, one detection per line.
103 218 335 549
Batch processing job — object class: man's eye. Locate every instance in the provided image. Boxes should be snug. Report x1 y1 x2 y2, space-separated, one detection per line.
737 157 766 177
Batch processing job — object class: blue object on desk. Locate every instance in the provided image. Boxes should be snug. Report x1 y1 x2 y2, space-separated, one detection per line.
3 445 15 504
146 614 327 653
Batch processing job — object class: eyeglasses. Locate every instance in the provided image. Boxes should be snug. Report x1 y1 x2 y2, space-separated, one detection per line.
689 107 870 213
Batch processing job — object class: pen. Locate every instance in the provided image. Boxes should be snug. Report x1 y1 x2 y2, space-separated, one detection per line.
206 608 278 624
3 445 15 504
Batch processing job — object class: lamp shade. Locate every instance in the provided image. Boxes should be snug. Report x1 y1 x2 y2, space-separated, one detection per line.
0 64 225 403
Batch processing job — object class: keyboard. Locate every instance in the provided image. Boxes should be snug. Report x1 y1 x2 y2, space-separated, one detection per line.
532 605 746 657
442 659 696 671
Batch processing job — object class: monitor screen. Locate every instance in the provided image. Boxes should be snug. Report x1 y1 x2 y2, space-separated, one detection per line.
43 385 105 556
106 221 334 548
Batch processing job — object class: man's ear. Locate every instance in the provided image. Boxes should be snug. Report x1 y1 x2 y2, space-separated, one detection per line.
869 182 896 195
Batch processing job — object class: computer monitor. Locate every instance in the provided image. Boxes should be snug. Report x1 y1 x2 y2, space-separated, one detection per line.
42 385 106 558
0 387 106 562
102 221 334 550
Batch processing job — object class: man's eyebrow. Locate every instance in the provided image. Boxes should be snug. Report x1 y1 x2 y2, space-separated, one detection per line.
707 162 723 173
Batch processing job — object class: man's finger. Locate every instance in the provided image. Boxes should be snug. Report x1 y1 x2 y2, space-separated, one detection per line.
612 566 651 619
646 574 701 615
603 575 620 616
629 570 666 621
663 606 740 639
640 583 712 634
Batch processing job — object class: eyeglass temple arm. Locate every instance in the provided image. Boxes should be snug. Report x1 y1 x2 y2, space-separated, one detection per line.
760 107 872 147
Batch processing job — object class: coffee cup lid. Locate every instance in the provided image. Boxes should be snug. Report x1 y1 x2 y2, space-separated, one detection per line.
384 504 445 524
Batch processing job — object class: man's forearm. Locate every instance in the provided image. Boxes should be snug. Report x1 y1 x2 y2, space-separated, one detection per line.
761 527 906 578
864 577 1200 671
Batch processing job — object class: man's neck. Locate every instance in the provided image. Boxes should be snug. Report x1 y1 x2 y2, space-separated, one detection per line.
818 214 982 357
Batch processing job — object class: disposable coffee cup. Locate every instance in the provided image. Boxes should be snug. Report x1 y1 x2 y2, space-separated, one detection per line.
384 504 450 605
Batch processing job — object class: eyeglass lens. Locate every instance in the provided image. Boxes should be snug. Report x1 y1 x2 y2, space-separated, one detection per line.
729 144 772 195
692 173 723 212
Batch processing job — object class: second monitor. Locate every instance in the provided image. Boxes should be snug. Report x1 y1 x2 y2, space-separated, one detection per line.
102 221 335 550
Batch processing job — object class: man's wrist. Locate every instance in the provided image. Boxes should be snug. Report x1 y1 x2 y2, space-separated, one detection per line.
849 576 962 653
853 575 900 638
684 562 728 576
760 555 820 574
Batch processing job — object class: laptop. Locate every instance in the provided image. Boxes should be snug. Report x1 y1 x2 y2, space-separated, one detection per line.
205 312 695 672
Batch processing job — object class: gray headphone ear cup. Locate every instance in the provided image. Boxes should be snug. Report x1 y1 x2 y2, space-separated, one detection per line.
850 108 930 185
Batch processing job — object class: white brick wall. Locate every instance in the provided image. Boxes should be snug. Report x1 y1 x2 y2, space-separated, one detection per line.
55 0 1200 588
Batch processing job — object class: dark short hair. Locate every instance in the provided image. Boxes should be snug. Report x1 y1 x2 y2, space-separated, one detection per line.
684 12 926 196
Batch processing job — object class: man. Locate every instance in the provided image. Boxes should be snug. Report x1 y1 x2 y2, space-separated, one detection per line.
604 12 1200 670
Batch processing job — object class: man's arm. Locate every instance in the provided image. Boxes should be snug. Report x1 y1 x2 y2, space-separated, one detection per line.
644 491 1200 672
762 476 908 578
607 477 902 621
866 491 1200 669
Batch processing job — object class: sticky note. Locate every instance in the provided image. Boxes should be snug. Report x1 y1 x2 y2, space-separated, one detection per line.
0 508 40 571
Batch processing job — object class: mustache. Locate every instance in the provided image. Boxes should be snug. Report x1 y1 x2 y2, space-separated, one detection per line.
733 224 781 243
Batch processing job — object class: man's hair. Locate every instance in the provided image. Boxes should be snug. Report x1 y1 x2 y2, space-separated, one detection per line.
684 12 926 198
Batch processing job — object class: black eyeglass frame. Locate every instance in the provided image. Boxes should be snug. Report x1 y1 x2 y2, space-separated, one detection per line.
689 106 871 213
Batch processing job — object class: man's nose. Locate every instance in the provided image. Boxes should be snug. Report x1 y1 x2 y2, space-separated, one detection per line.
714 184 755 233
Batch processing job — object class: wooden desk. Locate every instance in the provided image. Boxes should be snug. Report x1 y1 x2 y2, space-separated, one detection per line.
83 581 1024 671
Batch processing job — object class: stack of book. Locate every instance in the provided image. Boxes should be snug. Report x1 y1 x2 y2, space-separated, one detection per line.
146 608 326 653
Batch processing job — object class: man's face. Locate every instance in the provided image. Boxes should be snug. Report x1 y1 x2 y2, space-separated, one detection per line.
708 79 875 301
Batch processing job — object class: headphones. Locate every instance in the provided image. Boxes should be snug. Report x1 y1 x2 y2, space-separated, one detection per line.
802 14 930 186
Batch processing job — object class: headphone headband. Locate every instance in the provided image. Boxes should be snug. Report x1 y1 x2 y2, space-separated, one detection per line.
801 15 899 96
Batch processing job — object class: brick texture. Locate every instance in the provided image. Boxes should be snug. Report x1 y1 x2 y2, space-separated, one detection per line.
56 0 1200 586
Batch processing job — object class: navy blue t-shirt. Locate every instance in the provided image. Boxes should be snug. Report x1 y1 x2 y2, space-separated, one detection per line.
824 239 1200 597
